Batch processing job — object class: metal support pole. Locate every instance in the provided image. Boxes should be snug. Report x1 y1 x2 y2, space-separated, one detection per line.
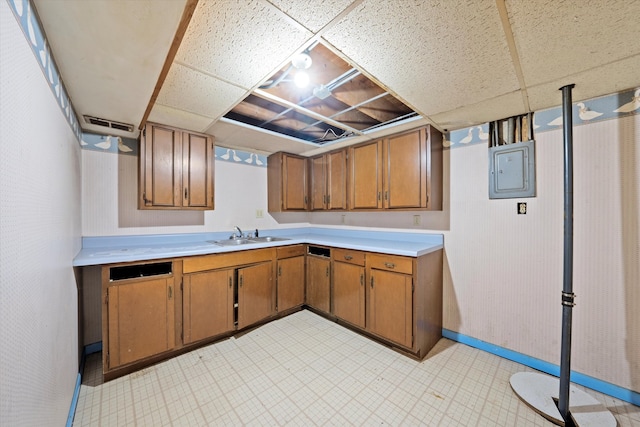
558 83 576 423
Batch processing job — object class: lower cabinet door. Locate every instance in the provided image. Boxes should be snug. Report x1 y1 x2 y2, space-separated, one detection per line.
277 256 305 312
368 269 413 348
333 261 365 328
238 261 274 329
107 277 175 369
183 269 234 345
306 256 331 313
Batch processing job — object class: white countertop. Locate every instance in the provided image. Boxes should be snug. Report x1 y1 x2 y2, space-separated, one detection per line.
73 227 443 267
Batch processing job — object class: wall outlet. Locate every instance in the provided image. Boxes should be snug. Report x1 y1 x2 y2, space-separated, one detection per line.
256 209 263 218
413 215 421 225
341 214 346 224
517 202 527 214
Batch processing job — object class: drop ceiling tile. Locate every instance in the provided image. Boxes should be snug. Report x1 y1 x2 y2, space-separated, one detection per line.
507 0 640 87
175 0 313 89
526 55 640 113
156 63 247 120
431 91 527 131
207 119 317 155
267 0 358 32
34 0 187 132
323 0 520 116
148 104 215 133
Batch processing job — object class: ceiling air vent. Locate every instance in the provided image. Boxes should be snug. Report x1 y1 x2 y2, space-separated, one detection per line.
83 115 134 133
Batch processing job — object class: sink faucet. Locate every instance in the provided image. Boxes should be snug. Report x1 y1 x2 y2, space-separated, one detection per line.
232 226 243 239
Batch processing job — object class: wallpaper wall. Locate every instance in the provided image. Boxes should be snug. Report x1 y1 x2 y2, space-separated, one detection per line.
1 2 82 425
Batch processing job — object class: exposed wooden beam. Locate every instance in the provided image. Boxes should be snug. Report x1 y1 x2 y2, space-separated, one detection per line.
138 0 199 130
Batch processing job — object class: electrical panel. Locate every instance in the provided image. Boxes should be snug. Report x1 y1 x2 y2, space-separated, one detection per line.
489 140 536 199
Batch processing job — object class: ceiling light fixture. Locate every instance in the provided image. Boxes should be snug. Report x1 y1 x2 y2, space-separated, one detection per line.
291 52 312 70
294 71 310 88
291 51 312 88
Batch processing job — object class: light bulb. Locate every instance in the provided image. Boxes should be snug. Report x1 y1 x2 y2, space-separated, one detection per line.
294 71 309 88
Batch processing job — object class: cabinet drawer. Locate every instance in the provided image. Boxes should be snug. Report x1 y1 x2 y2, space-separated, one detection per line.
277 244 305 259
332 248 365 266
183 248 274 273
368 253 413 275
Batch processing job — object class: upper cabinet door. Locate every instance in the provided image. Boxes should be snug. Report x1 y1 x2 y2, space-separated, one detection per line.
139 122 214 210
349 140 383 209
267 152 308 212
384 126 443 210
141 124 181 208
182 132 214 209
327 150 346 210
310 150 346 211
310 155 326 211
384 128 425 209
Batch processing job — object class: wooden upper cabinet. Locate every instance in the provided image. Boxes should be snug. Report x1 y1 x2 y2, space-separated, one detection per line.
267 152 308 212
384 126 442 210
139 122 214 210
310 150 347 211
348 140 384 209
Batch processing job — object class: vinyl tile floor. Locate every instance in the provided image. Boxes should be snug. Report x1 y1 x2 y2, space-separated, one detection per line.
73 310 639 426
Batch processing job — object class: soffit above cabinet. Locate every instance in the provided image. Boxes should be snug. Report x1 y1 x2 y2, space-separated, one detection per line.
32 0 640 155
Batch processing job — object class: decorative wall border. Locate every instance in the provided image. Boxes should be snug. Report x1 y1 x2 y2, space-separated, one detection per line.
79 131 268 167
445 87 639 149
7 0 82 143
214 146 268 167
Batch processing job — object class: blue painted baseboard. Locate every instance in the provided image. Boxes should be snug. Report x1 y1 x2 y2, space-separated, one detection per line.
442 328 639 406
66 342 103 427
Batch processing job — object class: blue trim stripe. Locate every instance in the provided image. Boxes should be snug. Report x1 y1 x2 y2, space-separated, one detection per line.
66 342 103 426
442 329 639 406
66 373 81 427
85 341 102 355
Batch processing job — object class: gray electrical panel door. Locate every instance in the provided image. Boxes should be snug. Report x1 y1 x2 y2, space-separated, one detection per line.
489 140 536 199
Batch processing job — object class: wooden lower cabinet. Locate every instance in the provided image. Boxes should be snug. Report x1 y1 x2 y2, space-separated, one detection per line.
332 249 366 328
105 274 176 371
277 255 305 312
367 269 413 348
100 245 442 381
183 269 234 345
237 261 275 329
306 255 331 313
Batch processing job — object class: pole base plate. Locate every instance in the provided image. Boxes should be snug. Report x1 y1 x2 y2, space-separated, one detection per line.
510 372 616 426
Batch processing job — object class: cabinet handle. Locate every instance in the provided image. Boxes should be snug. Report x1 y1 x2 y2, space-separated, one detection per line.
184 188 188 199
384 262 396 269
278 266 282 276
360 274 364 286
377 191 381 201
228 277 232 288
327 195 330 204
370 277 374 288
168 286 173 299
239 276 243 287
326 266 329 277
344 255 353 261
384 191 388 201
323 195 327 204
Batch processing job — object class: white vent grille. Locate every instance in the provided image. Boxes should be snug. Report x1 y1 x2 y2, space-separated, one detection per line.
83 115 134 132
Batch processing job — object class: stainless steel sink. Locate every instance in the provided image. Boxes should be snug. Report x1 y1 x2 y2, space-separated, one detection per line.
208 236 290 246
211 238 255 246
249 236 290 242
